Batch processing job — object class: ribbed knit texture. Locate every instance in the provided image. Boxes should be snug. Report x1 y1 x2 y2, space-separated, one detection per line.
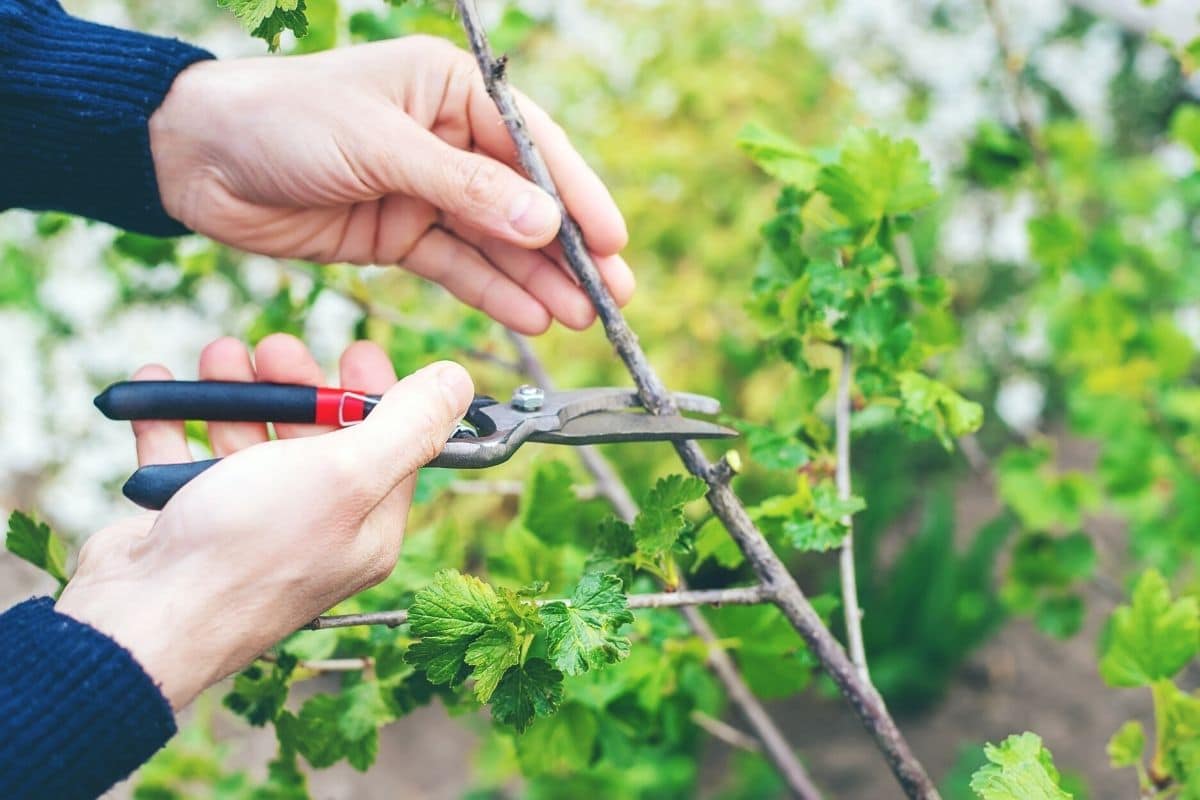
0 597 176 799
0 0 213 235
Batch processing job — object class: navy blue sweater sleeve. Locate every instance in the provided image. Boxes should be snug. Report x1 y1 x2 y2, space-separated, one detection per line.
0 598 176 799
0 0 213 235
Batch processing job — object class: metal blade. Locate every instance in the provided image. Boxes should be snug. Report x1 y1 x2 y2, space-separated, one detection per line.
530 412 738 445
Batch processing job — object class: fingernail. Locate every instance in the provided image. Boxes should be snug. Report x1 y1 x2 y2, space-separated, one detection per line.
508 190 560 238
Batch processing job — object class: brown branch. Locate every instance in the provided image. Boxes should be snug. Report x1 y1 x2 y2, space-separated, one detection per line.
506 334 816 797
456 3 937 796
690 709 763 754
308 586 772 631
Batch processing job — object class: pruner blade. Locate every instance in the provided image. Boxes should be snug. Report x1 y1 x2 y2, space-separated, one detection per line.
428 387 737 469
533 412 736 445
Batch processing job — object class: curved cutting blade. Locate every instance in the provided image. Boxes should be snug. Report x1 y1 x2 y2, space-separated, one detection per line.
530 412 738 445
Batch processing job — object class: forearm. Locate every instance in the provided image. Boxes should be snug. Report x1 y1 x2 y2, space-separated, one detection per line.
0 0 212 235
0 598 175 799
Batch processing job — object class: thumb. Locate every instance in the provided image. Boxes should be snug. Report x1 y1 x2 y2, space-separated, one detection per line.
338 361 474 496
385 120 562 248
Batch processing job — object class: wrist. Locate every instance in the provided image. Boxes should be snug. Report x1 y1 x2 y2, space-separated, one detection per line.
55 581 217 710
148 58 243 230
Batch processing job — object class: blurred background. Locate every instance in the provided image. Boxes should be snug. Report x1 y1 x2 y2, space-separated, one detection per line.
3 0 1200 797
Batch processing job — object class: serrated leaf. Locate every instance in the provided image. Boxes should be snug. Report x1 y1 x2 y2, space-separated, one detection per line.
738 123 820 189
1107 720 1145 769
1099 569 1200 688
219 0 309 50
897 371 984 449
491 658 564 733
6 511 69 587
408 569 498 640
223 655 296 726
278 683 391 772
737 422 810 471
969 732 1072 800
541 573 633 676
464 625 522 702
817 129 937 226
633 475 707 555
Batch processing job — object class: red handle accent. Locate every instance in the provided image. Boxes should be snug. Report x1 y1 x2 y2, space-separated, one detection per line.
315 388 367 426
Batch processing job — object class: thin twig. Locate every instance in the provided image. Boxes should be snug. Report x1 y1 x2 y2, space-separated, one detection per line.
308 586 772 631
835 346 868 682
455 4 936 796
982 0 1058 210
690 709 763 754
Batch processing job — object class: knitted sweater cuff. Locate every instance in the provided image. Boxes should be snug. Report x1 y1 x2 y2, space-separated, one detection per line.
0 597 177 799
0 0 214 235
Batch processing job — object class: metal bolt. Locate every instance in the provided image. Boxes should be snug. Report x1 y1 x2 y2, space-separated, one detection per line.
510 384 545 412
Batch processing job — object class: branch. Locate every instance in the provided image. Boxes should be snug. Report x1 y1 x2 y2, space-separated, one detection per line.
455 3 937 797
982 0 1058 210
308 586 773 631
506 334 815 796
835 346 869 682
690 709 762 754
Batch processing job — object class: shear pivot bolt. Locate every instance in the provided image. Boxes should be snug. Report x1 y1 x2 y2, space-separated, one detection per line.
511 384 545 412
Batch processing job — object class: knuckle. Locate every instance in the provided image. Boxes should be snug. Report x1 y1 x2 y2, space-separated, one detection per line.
451 156 501 212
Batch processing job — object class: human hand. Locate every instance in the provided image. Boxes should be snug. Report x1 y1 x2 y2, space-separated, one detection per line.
149 36 634 335
55 334 471 709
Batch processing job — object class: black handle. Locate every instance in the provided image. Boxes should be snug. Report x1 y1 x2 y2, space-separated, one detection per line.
123 459 221 510
96 381 347 424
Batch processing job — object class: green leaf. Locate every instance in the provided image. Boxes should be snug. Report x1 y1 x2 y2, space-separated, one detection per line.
515 702 599 775
969 732 1072 800
737 422 810 471
408 569 499 640
1099 569 1200 688
897 371 984 449
490 658 564 733
1106 721 1145 769
632 475 708 555
817 129 938 226
964 121 1033 187
219 0 309 50
5 511 69 588
540 573 634 676
521 461 589 544
277 683 392 772
407 569 501 684
1170 103 1200 157
223 655 297 726
693 517 745 570
464 625 522 702
738 123 820 189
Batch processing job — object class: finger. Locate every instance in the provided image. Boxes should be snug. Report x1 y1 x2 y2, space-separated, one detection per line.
339 340 399 396
198 337 270 456
541 241 636 308
252 333 330 440
336 360 473 501
130 364 191 467
346 113 562 250
404 227 552 335
444 221 595 330
468 85 628 257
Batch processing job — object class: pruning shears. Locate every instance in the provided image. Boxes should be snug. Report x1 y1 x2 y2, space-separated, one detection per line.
94 380 737 510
